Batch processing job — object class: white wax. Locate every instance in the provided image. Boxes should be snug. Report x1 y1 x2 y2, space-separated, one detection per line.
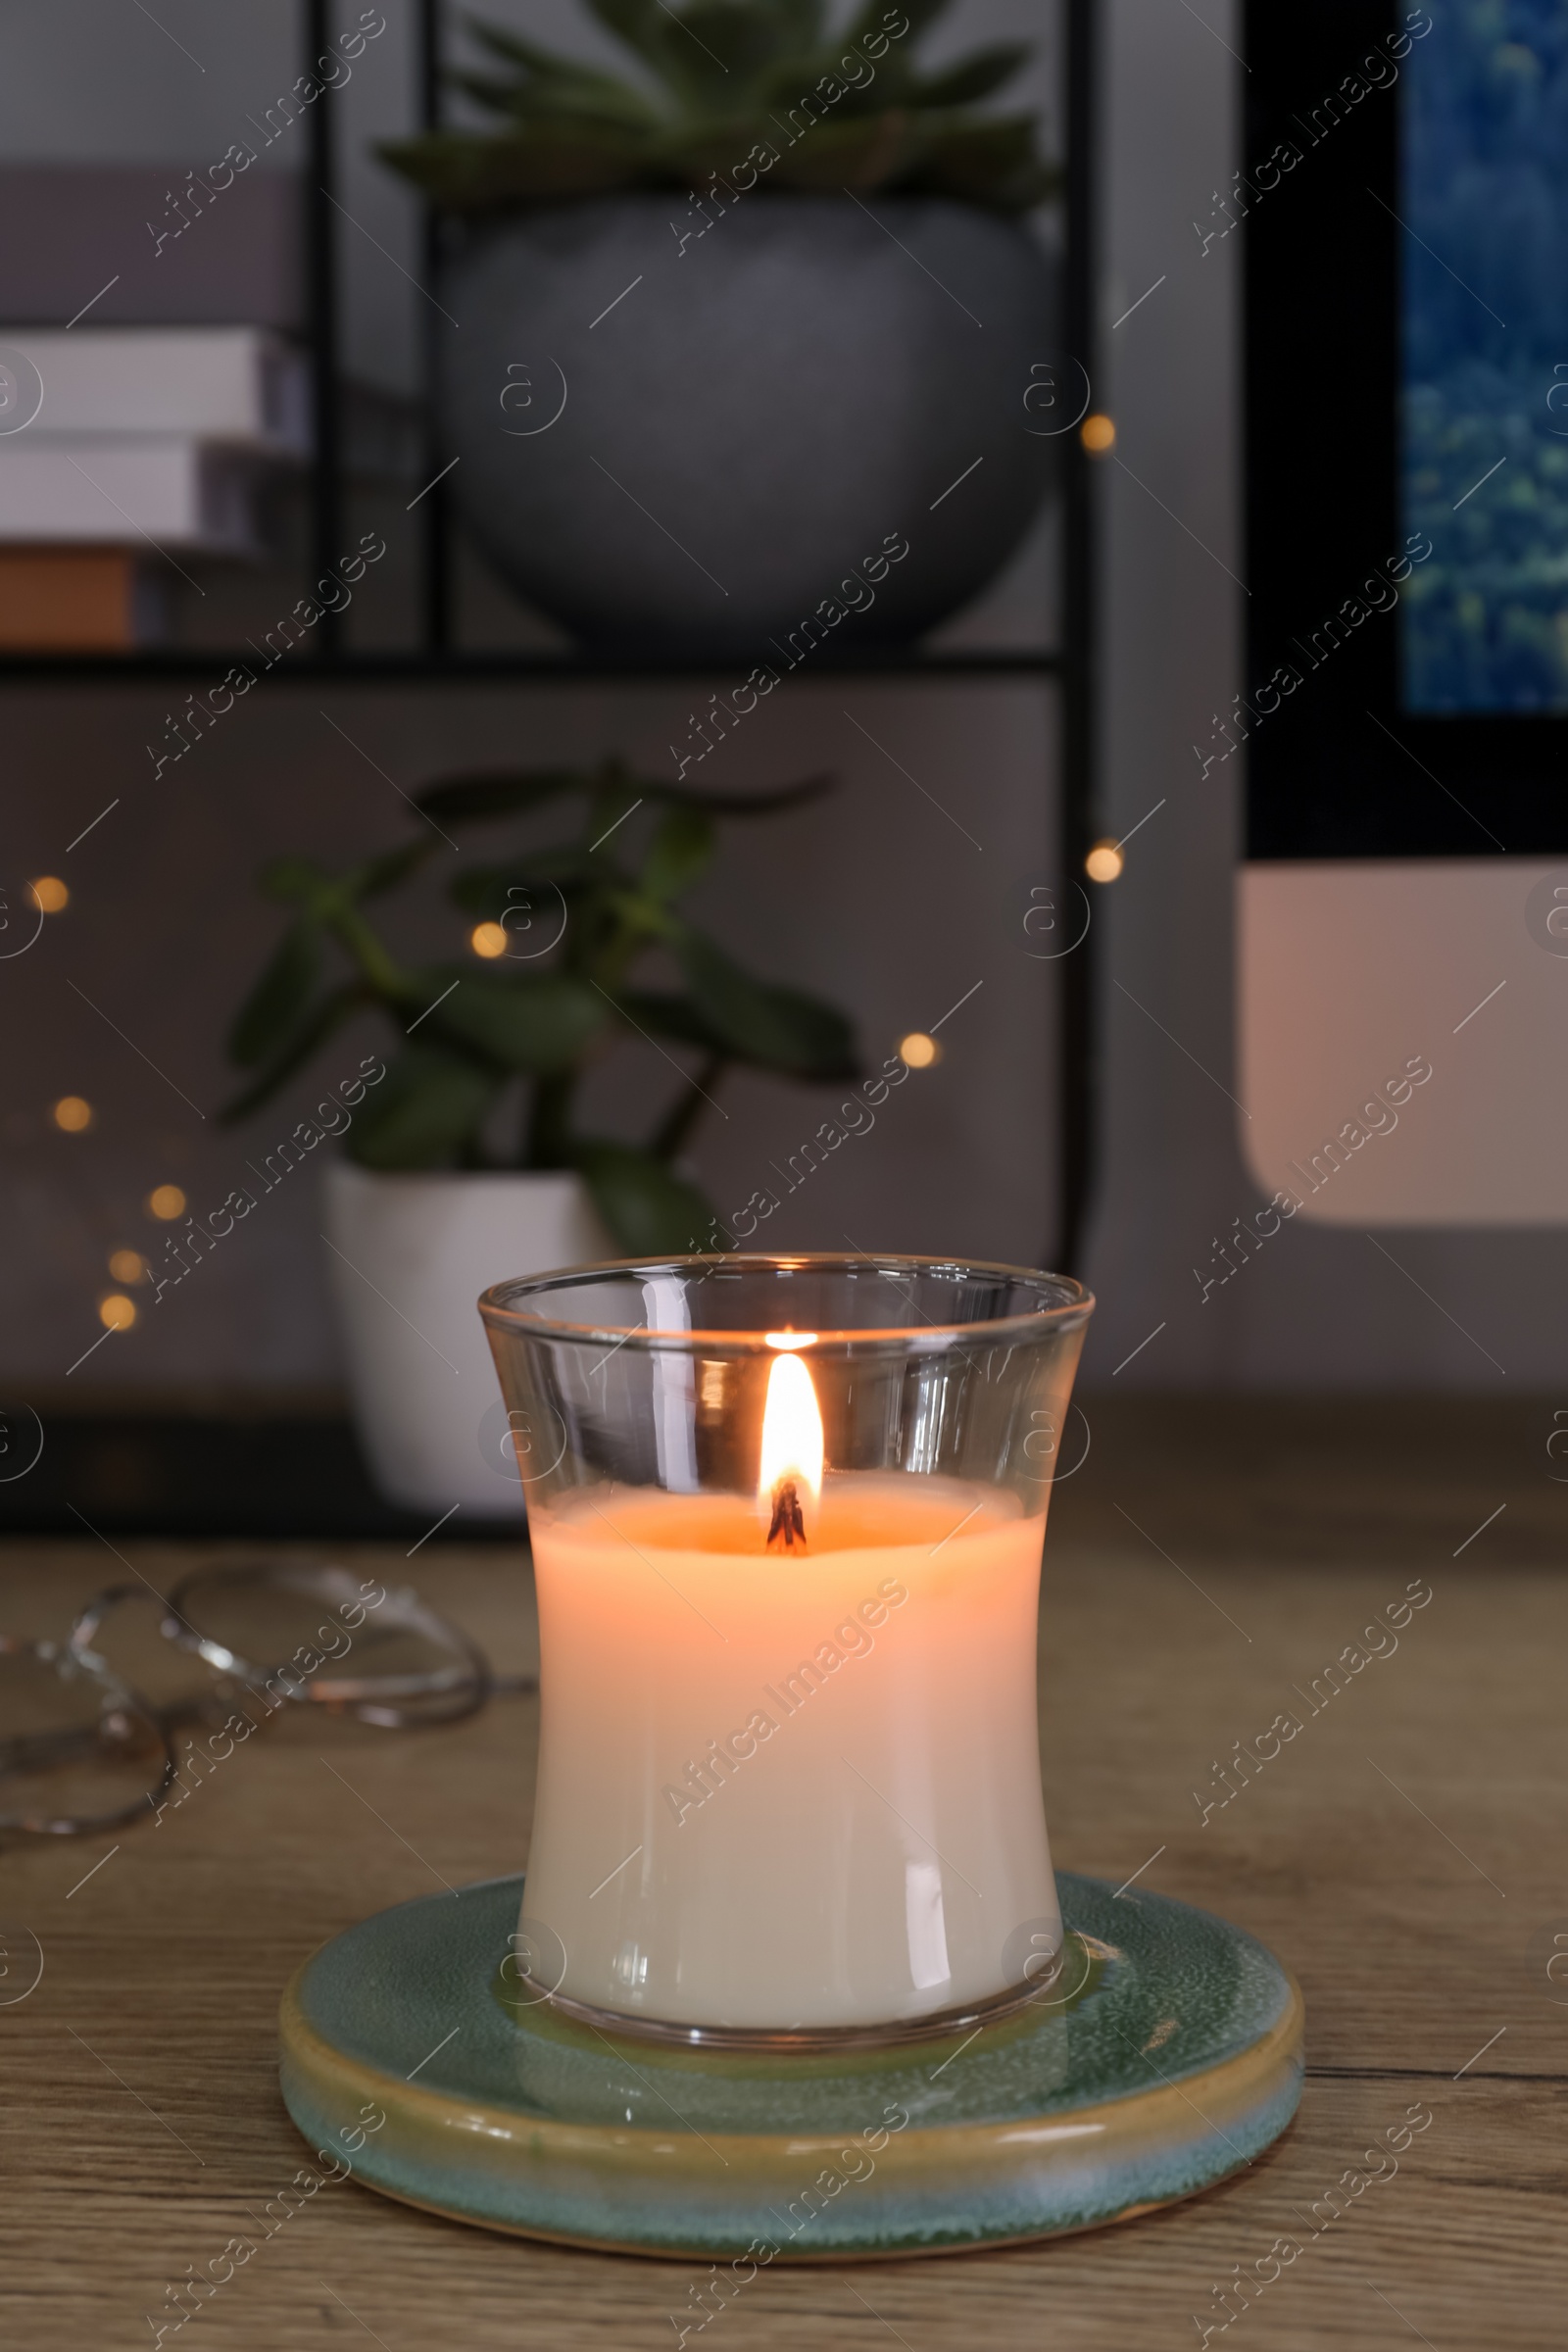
522 1472 1059 2030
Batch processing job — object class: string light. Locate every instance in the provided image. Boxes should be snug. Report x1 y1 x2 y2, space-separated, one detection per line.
52 1096 92 1132
1081 415 1115 454
109 1250 147 1284
470 922 508 958
146 1184 186 1220
1085 839 1125 883
98 1294 136 1331
29 876 68 912
898 1033 942 1069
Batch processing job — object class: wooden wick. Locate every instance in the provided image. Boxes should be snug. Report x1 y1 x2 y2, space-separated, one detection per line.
766 1478 807 1551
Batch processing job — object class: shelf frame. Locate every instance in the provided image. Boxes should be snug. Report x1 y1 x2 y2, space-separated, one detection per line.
0 0 1101 1277
0 648 1063 682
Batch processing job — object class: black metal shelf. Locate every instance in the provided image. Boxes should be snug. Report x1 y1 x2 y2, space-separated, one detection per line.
1059 0 1100 1277
8 0 1101 1278
0 1414 519 1542
0 646 1064 684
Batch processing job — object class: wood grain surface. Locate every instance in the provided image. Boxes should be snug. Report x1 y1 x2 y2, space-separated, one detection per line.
2 1396 1564 2349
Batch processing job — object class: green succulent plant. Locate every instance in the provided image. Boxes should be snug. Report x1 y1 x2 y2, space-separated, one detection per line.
220 760 858 1253
379 0 1053 215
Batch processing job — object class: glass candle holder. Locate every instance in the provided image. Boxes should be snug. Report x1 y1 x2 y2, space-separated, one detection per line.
479 1253 1092 2045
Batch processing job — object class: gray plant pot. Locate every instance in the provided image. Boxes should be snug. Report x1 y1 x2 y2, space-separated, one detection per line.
443 194 1059 657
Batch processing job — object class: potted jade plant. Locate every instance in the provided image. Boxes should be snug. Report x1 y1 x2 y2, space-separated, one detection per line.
220 760 857 1516
380 0 1059 653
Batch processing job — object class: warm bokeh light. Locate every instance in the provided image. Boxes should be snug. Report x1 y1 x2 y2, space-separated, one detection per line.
98 1293 136 1331
109 1249 147 1284
470 921 509 958
52 1095 92 1132
147 1184 186 1220
758 1348 825 1516
1085 838 1125 884
29 876 68 913
1081 413 1115 454
898 1032 941 1070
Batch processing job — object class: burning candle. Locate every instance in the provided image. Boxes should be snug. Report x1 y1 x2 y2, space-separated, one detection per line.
481 1255 1092 2038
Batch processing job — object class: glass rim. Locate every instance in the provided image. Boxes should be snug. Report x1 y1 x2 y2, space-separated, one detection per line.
477 1250 1094 1352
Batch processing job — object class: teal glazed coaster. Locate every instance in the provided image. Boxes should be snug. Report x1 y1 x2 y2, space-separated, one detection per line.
279 1874 1303 2258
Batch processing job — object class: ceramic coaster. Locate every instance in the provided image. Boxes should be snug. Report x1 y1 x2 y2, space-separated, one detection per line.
278 1872 1302 2258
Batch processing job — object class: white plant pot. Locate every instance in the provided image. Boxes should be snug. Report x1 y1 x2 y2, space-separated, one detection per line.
323 1160 613 1519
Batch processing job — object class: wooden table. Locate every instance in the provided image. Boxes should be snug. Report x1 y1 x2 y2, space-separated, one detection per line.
3 1397 1564 2349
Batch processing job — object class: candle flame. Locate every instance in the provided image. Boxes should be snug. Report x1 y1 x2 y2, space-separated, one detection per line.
758 1346 824 1545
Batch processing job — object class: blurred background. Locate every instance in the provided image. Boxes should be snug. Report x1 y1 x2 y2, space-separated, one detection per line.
0 0 1560 1542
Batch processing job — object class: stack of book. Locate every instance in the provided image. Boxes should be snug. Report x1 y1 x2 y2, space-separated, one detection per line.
0 326 310 649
